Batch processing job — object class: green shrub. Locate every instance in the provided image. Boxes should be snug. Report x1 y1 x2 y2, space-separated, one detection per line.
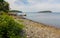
0 14 25 38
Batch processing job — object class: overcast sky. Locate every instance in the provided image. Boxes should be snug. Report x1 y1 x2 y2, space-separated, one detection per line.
5 0 60 12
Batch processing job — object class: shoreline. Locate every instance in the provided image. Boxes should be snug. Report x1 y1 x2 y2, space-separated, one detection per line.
14 15 60 29
23 17 60 29
13 16 60 38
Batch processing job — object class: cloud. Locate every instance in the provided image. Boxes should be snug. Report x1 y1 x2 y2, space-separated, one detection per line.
31 3 60 12
5 0 60 12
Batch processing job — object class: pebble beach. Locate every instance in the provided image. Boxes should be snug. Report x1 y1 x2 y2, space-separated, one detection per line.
14 16 60 38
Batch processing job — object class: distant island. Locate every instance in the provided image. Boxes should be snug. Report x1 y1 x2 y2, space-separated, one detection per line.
38 11 52 13
9 10 22 13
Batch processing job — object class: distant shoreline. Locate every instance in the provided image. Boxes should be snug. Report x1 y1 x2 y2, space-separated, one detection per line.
38 11 52 13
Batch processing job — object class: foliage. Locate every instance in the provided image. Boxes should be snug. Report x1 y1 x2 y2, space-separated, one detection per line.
9 10 22 13
0 14 25 38
0 0 9 13
0 0 3 2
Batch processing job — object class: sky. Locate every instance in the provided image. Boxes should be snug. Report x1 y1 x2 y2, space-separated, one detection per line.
5 0 60 12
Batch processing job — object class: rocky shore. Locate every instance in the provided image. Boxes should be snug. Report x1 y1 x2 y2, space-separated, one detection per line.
14 16 60 38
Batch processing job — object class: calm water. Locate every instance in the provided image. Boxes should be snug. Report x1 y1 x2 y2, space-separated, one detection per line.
24 12 60 28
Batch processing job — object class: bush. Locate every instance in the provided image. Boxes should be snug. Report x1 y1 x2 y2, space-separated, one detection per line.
0 14 25 38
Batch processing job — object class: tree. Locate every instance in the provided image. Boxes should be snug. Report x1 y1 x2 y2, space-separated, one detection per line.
3 1 9 13
0 0 3 2
0 0 9 13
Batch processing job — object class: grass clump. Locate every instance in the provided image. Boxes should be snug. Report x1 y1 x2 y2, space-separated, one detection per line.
0 14 25 38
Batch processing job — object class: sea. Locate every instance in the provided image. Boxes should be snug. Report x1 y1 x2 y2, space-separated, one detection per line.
24 12 60 28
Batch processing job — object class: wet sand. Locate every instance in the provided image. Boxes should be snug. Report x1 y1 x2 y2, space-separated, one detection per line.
13 16 60 38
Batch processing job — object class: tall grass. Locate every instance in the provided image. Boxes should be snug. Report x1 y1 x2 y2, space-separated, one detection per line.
0 14 25 38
